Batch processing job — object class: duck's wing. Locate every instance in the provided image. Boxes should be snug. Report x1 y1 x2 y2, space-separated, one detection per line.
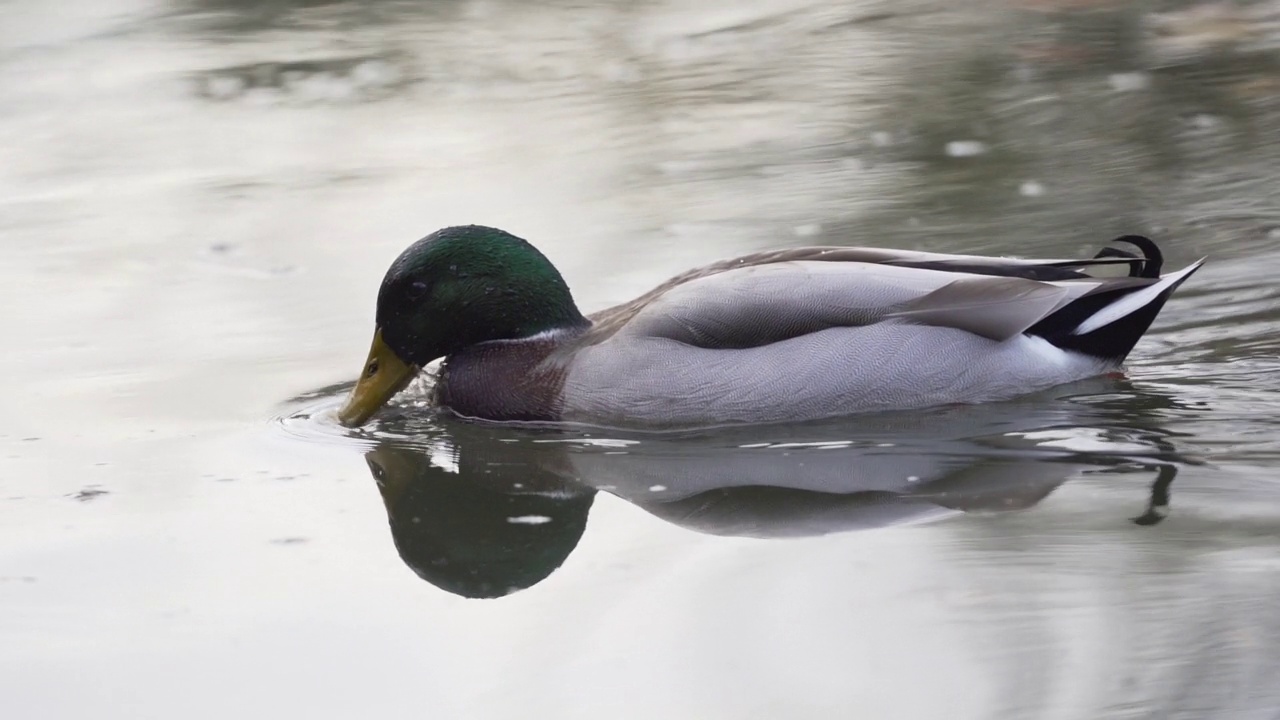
586 248 1157 351
581 241 1154 347
622 261 1110 348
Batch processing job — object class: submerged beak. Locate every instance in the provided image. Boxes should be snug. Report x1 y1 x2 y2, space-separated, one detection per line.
337 329 419 427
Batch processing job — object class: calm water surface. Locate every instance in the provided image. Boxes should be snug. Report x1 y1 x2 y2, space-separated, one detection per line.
4 0 1280 717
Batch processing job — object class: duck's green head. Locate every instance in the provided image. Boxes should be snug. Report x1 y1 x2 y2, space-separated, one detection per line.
338 225 587 427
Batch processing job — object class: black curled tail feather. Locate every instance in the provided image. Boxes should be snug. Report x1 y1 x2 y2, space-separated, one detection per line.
1092 235 1164 278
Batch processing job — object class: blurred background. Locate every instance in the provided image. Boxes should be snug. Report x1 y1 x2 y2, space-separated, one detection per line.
3 0 1280 718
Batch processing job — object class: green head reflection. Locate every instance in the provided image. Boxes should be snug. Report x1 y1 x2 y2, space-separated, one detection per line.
366 443 595 599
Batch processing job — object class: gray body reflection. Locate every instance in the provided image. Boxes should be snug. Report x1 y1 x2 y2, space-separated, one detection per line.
362 378 1185 597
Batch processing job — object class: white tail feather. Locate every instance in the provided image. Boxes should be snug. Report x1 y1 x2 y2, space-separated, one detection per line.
1072 259 1206 336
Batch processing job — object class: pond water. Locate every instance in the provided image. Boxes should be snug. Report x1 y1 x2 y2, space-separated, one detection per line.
4 0 1280 717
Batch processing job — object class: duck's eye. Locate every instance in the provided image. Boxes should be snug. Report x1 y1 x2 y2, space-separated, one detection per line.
407 280 429 299
365 359 379 378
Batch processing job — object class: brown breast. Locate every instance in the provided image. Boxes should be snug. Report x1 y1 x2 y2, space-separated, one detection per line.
434 334 571 422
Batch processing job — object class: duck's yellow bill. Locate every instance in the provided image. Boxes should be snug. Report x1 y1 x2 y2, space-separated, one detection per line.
337 329 418 427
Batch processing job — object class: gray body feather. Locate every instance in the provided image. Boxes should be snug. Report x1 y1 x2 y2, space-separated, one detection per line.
554 251 1198 429
564 322 1108 428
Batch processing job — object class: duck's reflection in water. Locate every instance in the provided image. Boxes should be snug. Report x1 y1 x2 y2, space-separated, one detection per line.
366 444 596 599
361 379 1191 598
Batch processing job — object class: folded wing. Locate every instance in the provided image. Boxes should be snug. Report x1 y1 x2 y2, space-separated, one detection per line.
609 238 1200 361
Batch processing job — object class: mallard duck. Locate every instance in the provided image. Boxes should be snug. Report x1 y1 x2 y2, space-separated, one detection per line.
337 226 1203 429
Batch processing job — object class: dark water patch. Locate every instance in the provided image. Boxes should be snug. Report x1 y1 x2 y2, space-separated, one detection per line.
172 0 455 34
69 487 109 502
191 53 413 104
